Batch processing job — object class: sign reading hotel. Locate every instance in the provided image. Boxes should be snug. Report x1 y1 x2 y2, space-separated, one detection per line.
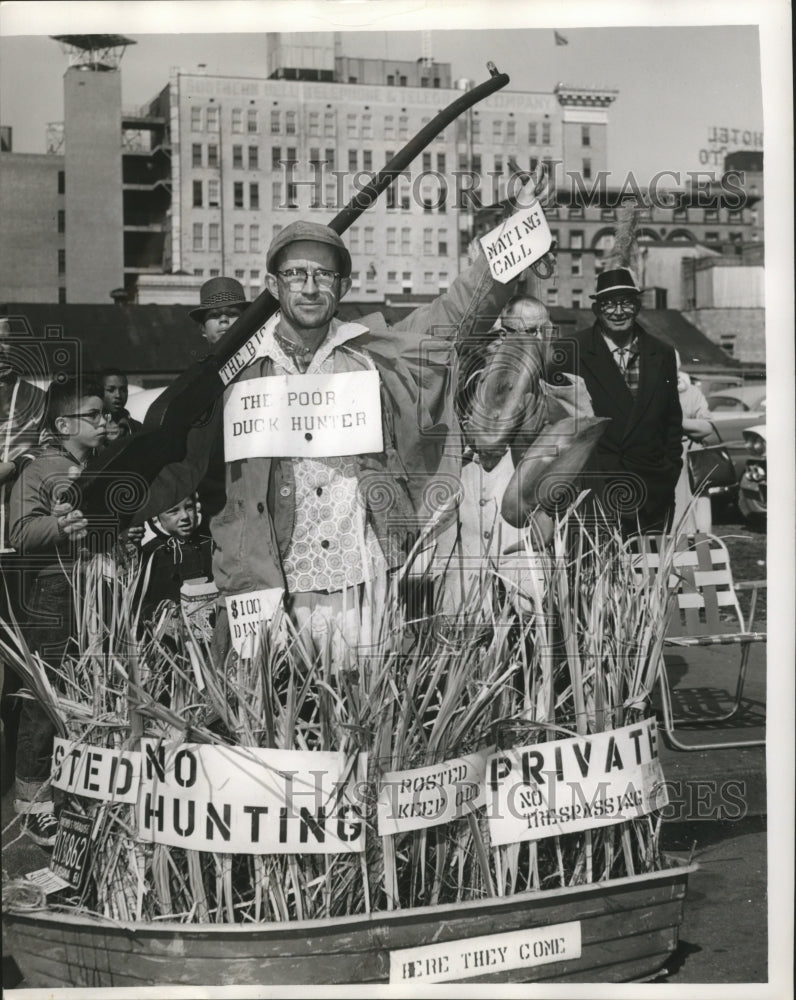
138 741 367 855
377 750 489 836
479 203 553 284
486 719 668 846
223 371 383 460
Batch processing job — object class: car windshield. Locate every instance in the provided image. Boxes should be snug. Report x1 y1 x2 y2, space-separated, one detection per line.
708 396 749 412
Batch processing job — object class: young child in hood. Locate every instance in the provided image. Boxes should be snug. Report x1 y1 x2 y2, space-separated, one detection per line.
140 494 212 622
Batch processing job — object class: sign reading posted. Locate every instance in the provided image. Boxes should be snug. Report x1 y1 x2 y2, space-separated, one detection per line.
51 738 141 804
390 921 581 983
223 371 383 460
138 741 367 855
377 751 489 836
486 719 668 846
479 202 552 283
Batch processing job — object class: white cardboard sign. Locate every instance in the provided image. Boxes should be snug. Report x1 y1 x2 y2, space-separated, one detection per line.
479 202 553 283
377 750 489 836
225 587 285 657
390 921 581 984
486 719 669 846
223 371 383 460
138 741 367 855
51 738 141 804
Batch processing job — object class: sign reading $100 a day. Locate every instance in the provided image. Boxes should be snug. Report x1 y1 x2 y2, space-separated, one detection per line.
138 740 367 854
223 370 383 460
479 200 553 284
487 719 668 846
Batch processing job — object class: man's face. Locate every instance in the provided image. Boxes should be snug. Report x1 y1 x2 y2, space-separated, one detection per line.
265 241 351 335
593 293 641 342
57 395 108 451
103 375 129 415
501 301 551 339
202 306 243 346
158 496 198 540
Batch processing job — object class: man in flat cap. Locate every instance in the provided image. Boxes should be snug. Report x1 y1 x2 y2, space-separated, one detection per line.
547 267 683 533
139 207 536 658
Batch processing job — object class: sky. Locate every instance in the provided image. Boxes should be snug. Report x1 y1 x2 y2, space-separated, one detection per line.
0 17 766 186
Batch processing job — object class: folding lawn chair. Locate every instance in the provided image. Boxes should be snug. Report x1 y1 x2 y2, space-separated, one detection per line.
631 532 766 751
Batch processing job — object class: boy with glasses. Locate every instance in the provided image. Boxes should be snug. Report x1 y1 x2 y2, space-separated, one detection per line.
8 376 103 846
548 267 683 533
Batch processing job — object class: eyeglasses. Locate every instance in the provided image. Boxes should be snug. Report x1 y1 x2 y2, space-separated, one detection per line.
275 267 340 289
598 297 639 314
63 409 107 426
500 323 549 338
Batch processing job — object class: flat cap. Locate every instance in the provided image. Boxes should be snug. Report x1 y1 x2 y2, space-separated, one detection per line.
266 221 352 278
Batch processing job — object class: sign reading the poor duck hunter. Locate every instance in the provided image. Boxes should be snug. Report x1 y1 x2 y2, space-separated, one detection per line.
486 719 668 846
377 750 489 835
223 371 383 460
479 202 552 283
390 922 581 984
138 741 367 854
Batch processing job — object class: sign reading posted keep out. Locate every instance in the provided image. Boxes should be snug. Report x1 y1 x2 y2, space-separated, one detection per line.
223 371 383 460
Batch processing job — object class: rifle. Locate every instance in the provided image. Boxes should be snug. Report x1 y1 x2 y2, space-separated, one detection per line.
74 65 510 530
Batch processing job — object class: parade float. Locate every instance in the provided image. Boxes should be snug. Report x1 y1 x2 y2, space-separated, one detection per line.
2 67 694 988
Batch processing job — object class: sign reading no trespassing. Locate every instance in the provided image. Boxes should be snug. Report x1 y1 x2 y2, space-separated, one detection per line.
138 741 367 855
377 750 489 836
223 371 383 460
479 202 553 284
487 719 668 846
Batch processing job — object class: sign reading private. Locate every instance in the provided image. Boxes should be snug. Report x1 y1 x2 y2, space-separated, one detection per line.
51 738 141 804
138 741 367 855
377 750 489 836
389 921 581 984
486 719 668 846
223 371 383 460
225 587 285 657
479 202 553 283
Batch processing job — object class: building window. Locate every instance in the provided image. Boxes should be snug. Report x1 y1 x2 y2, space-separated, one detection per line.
58 286 67 304
235 269 245 280
286 183 298 209
194 269 204 277
728 209 743 222
192 143 202 167
285 111 297 135
57 170 65 194
234 224 245 252
348 149 358 171
386 227 397 254
250 224 260 252
581 125 591 147
250 182 260 210
323 112 335 136
57 248 66 274
325 148 335 169
231 108 243 133
350 270 361 290
438 234 448 255
193 180 203 207
309 147 321 164
209 268 220 277
387 270 397 282
364 227 375 253
399 115 409 139
672 207 688 221
705 231 720 242
492 120 502 142
704 207 719 221
439 271 449 290
192 224 203 251
385 115 395 138
528 122 537 145
362 150 372 172
362 114 373 138
190 106 202 131
541 121 551 145
349 228 360 253
57 209 65 234
471 119 480 142
366 264 377 283
546 287 558 306
208 223 220 251
422 152 432 173
401 228 411 254
250 270 260 293
402 270 412 291
506 120 516 143
325 180 336 209
272 146 282 170
582 157 592 180
308 111 320 136
234 182 244 208
346 113 357 138
572 290 583 309
569 204 584 220
437 152 446 174
570 230 584 250
231 145 242 169
247 109 258 133
387 182 397 210
494 153 503 175
424 271 434 283
248 146 259 170
270 110 280 134
571 254 582 276
206 106 219 132
272 223 282 238
400 183 410 212
423 228 433 254
207 144 218 167
600 207 616 221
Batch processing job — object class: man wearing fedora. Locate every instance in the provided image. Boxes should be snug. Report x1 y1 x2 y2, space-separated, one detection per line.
190 276 248 346
547 266 683 533
137 202 539 657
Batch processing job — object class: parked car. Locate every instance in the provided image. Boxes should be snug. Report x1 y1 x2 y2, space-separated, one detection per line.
126 385 167 424
702 383 767 480
738 425 767 520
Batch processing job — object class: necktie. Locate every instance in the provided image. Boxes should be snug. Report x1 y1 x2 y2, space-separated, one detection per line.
615 347 628 373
